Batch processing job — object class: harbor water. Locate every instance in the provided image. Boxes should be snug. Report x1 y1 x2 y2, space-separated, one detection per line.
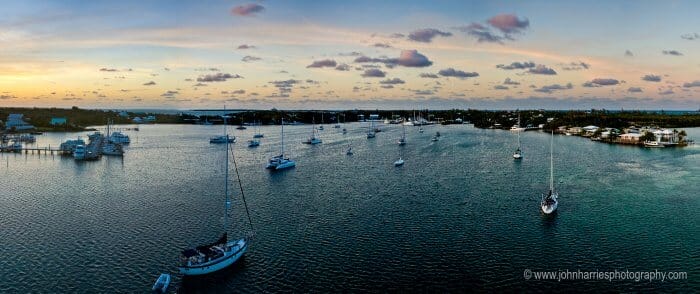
0 124 698 292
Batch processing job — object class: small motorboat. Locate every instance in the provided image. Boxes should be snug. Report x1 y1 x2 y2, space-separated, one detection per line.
346 147 353 155
248 139 260 147
419 128 424 133
431 136 439 142
210 135 235 144
236 125 247 130
152 273 170 293
394 158 405 166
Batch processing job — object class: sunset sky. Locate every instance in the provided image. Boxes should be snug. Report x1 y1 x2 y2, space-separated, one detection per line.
2 0 700 109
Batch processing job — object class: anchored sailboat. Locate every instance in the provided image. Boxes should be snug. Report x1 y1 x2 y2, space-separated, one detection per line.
541 131 558 214
513 129 522 160
398 123 406 145
303 118 322 144
267 118 296 170
178 118 253 276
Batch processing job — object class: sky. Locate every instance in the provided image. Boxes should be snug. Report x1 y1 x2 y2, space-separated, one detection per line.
1 0 700 110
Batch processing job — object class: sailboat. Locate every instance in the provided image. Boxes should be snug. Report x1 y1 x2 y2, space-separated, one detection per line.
178 120 250 276
367 120 376 138
210 114 235 143
341 114 347 134
317 113 324 130
253 120 264 138
394 158 405 166
346 145 353 155
303 118 322 144
513 129 523 159
267 118 296 170
398 123 407 145
540 131 559 214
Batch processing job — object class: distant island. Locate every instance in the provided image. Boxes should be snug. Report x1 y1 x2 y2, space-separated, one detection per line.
2 107 699 138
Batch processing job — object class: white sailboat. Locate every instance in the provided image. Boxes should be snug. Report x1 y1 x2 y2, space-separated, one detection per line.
303 118 322 144
398 123 406 145
510 112 526 132
367 120 376 138
178 120 250 276
513 129 522 160
267 118 296 170
541 131 559 214
394 158 404 166
253 120 264 138
210 115 235 144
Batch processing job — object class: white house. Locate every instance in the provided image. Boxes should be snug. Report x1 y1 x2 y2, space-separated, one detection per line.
5 114 34 131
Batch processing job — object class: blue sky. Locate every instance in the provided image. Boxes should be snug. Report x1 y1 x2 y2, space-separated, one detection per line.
1 0 700 109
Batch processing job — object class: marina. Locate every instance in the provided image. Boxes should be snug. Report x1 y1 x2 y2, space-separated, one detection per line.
0 123 697 292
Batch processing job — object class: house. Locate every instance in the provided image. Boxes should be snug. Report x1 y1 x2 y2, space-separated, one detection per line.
619 133 641 143
132 117 144 123
5 114 34 131
50 117 67 126
118 111 129 117
145 115 156 122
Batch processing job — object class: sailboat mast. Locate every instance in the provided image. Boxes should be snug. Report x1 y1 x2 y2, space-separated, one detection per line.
550 130 554 191
223 111 230 234
281 117 285 156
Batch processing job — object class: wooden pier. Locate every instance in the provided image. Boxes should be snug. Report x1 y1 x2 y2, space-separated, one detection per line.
0 146 70 155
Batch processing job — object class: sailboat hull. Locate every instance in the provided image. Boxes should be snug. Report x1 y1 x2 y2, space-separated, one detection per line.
178 239 247 276
541 200 558 214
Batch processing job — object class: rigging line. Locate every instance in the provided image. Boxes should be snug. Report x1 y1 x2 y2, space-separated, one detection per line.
229 145 255 233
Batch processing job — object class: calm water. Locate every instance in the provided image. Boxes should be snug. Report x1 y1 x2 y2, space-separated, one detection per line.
0 123 698 292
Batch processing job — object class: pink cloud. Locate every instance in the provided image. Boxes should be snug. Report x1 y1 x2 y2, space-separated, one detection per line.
231 3 265 16
487 14 529 34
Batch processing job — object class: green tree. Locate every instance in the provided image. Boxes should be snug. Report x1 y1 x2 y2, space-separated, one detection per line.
640 131 656 142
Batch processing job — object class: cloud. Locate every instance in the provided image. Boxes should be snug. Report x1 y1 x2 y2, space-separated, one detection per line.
413 89 434 95
494 85 509 90
161 90 179 97
237 44 256 49
683 80 700 87
242 55 262 62
583 78 619 87
196 73 243 82
143 81 156 86
373 43 392 48
407 28 452 43
361 69 386 78
681 33 700 40
627 87 643 93
528 65 557 75
455 23 504 44
231 3 265 16
335 64 350 71
379 78 405 84
438 68 479 78
193 82 207 87
560 61 590 71
0 94 17 99
99 68 118 72
232 89 245 95
641 74 661 82
503 78 520 85
420 73 439 78
354 50 433 67
496 61 535 70
389 33 405 38
625 50 634 57
659 89 674 95
380 85 394 89
662 50 683 56
339 51 362 56
307 59 337 68
534 83 573 93
487 14 530 34
397 50 432 67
